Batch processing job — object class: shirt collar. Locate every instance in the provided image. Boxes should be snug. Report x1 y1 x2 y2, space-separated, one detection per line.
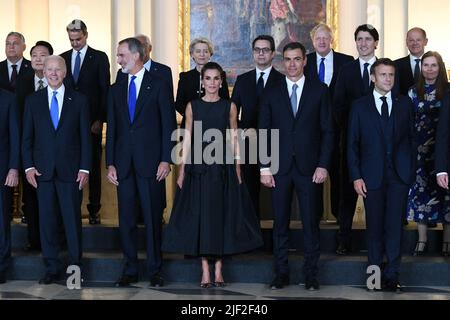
129 66 145 79
285 75 305 88
316 50 333 61
256 65 272 76
373 89 392 102
409 54 423 62
359 56 377 67
144 59 152 71
7 58 23 68
47 83 65 96
73 45 88 55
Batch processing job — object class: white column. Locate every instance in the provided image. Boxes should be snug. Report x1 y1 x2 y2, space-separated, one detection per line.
368 0 384 57
338 0 368 57
384 0 408 59
135 0 151 36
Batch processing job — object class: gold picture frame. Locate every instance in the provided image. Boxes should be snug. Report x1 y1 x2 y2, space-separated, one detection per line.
178 0 339 74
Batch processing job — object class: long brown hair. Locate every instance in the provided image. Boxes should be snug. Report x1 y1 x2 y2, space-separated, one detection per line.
416 51 448 101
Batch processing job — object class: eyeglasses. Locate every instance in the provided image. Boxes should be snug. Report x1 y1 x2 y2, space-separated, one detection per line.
253 47 272 54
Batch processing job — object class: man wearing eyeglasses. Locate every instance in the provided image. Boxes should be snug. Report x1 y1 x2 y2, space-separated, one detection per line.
231 35 284 218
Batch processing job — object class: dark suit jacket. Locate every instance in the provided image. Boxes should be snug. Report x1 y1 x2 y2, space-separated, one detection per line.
333 59 375 127
0 89 20 180
106 70 177 180
0 58 33 92
435 91 450 174
175 68 230 116
22 87 92 182
231 67 284 129
15 72 38 119
304 50 353 98
347 93 416 189
60 46 110 123
116 59 174 96
394 55 415 96
258 77 334 176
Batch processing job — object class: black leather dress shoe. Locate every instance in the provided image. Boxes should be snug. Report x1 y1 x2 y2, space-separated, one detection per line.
88 214 101 225
0 272 6 284
39 273 61 285
383 280 403 292
336 243 350 255
114 274 138 287
305 277 320 290
270 274 289 289
149 274 164 287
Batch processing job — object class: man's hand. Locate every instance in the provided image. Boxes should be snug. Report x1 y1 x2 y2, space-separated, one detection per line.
4 169 18 187
26 168 41 189
312 167 328 184
77 171 89 190
260 171 275 188
353 179 367 198
91 120 103 135
156 162 171 181
437 174 449 189
107 165 119 186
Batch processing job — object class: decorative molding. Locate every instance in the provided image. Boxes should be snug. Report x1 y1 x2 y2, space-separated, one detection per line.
328 0 339 51
178 0 190 73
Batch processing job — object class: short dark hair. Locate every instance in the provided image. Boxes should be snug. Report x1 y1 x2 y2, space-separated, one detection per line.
407 27 427 39
66 19 88 35
282 42 306 58
118 37 144 62
370 58 396 74
201 61 224 81
30 41 53 56
354 24 379 42
252 35 275 52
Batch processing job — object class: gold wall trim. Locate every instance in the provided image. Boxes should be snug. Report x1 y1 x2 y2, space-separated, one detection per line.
327 0 339 51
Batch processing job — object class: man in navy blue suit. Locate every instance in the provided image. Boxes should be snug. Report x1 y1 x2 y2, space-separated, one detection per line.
0 88 19 284
347 58 415 291
22 55 91 284
60 19 110 225
259 42 334 290
333 24 379 255
115 34 173 97
304 23 353 221
231 35 284 218
106 38 176 288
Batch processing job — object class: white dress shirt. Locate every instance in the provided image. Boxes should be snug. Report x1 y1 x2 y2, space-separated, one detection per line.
7 58 23 80
409 54 423 75
286 75 306 113
255 65 273 86
359 56 377 86
316 50 334 86
71 45 88 75
373 90 392 116
129 66 146 98
144 59 152 71
34 75 48 91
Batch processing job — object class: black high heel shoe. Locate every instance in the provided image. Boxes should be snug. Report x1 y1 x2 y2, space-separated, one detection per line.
200 282 213 288
412 241 427 256
442 242 450 257
213 281 226 287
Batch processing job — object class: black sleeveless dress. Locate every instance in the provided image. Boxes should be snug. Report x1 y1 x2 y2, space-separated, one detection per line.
162 98 263 256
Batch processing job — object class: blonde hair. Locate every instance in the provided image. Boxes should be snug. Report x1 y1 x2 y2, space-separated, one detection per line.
189 37 214 56
310 23 333 41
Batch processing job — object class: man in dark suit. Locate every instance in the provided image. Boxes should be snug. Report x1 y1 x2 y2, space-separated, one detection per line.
15 41 53 252
333 24 379 255
115 34 173 96
394 28 428 96
106 38 176 287
60 19 110 225
231 35 284 218
259 42 334 290
22 55 91 284
347 58 415 291
0 32 33 93
0 88 20 284
304 23 353 221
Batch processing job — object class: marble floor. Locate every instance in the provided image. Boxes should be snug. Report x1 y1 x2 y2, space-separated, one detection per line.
0 281 449 300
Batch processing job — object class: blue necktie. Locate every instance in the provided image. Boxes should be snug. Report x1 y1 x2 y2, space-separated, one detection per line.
318 57 325 83
50 91 59 129
73 51 81 83
128 75 137 122
290 83 298 116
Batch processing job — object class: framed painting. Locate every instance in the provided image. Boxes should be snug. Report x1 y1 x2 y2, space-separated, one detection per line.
179 0 338 87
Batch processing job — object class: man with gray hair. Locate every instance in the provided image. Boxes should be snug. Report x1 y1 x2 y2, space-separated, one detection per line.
22 55 91 284
115 34 173 96
106 37 176 288
0 31 33 92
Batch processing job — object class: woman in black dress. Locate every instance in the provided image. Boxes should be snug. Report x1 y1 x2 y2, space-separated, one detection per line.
175 38 229 125
163 62 263 287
